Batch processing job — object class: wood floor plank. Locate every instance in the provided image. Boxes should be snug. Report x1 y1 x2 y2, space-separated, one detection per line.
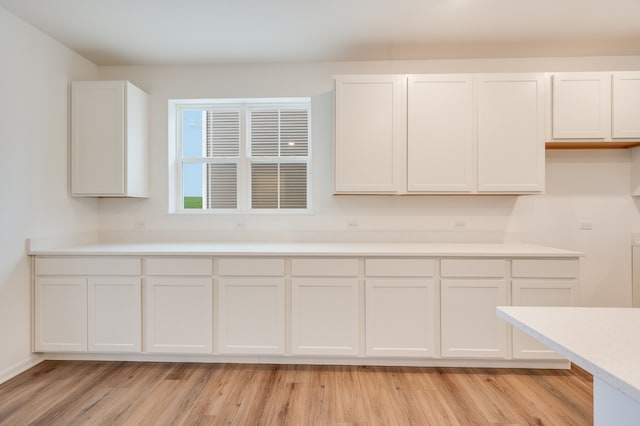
0 361 593 425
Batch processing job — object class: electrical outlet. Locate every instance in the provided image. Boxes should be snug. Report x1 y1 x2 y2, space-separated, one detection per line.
133 220 146 230
579 222 593 231
347 221 358 230
454 220 467 230
234 222 246 230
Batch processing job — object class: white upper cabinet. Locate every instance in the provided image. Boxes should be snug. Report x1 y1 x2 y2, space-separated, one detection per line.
71 80 148 197
552 72 611 139
476 74 545 193
407 75 474 193
552 71 640 140
612 72 640 138
334 75 405 193
335 73 544 195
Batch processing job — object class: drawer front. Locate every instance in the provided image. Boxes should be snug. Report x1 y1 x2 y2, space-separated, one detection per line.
35 257 141 276
218 258 285 276
291 258 359 277
512 259 579 278
440 258 506 278
145 257 212 276
365 258 434 277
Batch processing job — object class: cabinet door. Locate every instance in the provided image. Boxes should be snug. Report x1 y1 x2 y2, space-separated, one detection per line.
217 277 285 354
145 277 212 354
552 72 611 139
366 278 436 357
511 280 578 359
612 72 640 138
34 277 87 352
407 75 474 192
88 277 141 352
334 75 405 193
291 278 360 356
476 74 545 193
441 279 507 358
71 81 126 195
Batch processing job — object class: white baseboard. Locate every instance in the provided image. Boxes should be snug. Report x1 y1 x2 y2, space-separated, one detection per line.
0 354 45 385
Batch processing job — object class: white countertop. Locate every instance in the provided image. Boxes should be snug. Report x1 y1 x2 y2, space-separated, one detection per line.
497 307 640 404
27 241 582 257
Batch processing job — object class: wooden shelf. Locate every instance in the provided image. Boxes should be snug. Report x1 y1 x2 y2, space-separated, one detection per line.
546 141 640 150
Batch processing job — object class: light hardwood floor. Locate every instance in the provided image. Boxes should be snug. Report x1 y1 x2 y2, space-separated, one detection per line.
0 360 593 425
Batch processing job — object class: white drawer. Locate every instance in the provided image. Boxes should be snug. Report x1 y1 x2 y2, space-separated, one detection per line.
365 258 434 277
35 257 141 276
145 257 212 276
440 258 506 278
218 258 285 276
291 258 359 276
512 259 579 278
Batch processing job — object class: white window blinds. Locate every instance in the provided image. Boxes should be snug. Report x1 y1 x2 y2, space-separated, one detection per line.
249 108 309 209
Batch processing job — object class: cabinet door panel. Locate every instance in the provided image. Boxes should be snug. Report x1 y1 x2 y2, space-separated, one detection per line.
334 75 404 193
408 75 474 192
145 277 212 354
34 277 87 352
291 278 360 355
512 279 577 359
613 72 640 138
477 74 545 192
552 72 611 139
88 277 141 352
441 279 507 358
217 277 285 354
71 81 126 195
366 278 436 357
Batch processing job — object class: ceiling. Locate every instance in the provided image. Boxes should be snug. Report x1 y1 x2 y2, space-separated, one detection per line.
2 0 640 66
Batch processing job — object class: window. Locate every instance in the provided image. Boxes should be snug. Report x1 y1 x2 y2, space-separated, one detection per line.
169 98 311 212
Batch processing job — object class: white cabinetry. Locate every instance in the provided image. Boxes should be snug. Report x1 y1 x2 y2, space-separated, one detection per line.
336 73 544 194
35 277 87 352
334 75 405 193
291 258 360 356
476 74 545 193
511 259 579 359
365 258 437 357
88 277 141 352
407 75 474 193
71 80 148 197
440 258 508 358
144 257 212 354
217 258 285 354
34 257 141 353
551 72 640 140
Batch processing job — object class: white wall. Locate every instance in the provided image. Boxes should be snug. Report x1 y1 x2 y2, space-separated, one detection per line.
0 7 99 382
98 57 640 308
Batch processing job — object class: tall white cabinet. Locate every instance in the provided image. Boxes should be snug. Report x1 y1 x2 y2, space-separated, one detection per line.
335 73 545 194
407 75 474 193
70 80 148 197
334 75 405 193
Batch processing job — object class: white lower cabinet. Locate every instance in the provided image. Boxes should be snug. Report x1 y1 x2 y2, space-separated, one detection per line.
35 277 88 352
216 257 286 355
440 258 508 359
365 258 437 357
88 277 141 352
34 256 142 353
441 277 508 358
145 277 213 354
511 258 579 359
290 258 360 356
217 277 285 354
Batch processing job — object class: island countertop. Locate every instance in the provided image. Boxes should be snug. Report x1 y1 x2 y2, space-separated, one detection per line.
27 241 582 258
497 306 640 404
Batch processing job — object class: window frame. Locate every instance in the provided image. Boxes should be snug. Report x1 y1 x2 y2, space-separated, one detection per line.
168 98 312 214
